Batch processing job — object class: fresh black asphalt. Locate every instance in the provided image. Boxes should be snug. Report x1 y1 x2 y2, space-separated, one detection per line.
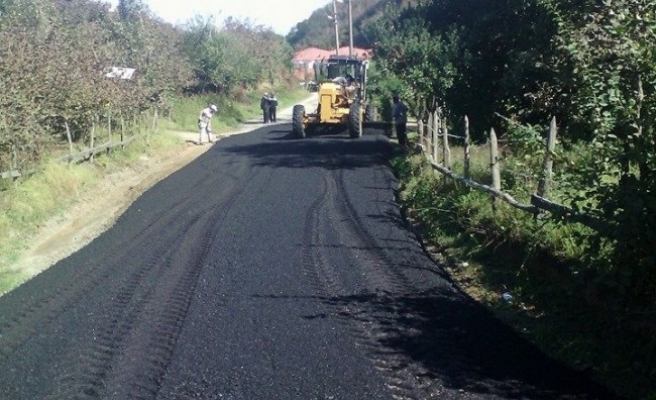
0 124 623 399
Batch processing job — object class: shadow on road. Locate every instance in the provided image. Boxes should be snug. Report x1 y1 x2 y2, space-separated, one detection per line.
255 289 625 400
221 126 396 171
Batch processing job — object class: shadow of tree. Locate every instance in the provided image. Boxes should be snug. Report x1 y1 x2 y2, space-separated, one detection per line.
255 288 625 399
220 127 395 171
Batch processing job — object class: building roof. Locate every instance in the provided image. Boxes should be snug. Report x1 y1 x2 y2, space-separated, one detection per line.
293 46 372 62
336 46 372 58
292 47 331 62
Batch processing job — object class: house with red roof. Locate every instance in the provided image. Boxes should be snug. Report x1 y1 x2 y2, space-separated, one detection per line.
292 46 372 80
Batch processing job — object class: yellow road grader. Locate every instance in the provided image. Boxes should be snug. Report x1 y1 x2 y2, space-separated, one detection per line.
292 54 376 139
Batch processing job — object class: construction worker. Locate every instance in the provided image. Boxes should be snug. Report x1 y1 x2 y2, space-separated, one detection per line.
269 93 278 122
198 104 217 145
260 92 271 123
392 95 408 148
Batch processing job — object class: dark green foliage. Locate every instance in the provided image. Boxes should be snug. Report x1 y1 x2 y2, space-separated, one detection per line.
370 0 656 318
117 0 145 21
546 0 656 321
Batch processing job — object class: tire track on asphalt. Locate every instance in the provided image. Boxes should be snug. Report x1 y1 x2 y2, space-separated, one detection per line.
0 190 201 358
329 164 456 398
327 153 606 399
149 165 280 400
296 143 451 397
48 233 183 400
43 169 256 400
0 172 243 362
3 162 255 400
300 165 420 400
115 166 276 400
50 164 268 400
0 156 254 344
104 205 223 400
333 166 412 292
328 167 426 399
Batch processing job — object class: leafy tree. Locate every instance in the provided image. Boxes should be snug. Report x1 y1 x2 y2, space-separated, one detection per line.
117 0 145 22
181 16 294 96
0 0 195 172
366 4 460 120
551 0 656 310
365 0 562 139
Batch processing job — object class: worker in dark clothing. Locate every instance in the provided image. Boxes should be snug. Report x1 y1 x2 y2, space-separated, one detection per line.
392 95 409 148
260 92 271 123
269 93 278 122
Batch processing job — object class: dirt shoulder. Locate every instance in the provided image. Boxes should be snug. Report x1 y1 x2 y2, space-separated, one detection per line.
8 96 317 286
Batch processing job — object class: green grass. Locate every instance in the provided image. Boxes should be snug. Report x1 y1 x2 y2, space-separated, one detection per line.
0 160 100 291
392 137 655 400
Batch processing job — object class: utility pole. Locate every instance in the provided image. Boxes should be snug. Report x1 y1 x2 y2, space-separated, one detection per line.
348 0 353 57
332 0 340 55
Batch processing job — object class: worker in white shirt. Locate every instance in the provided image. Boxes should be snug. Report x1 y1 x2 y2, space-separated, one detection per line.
198 104 217 145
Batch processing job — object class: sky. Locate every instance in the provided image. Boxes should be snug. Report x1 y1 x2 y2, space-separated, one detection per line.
107 0 332 35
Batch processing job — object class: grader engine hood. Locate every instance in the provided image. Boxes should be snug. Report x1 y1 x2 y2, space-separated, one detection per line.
318 81 341 96
316 81 354 123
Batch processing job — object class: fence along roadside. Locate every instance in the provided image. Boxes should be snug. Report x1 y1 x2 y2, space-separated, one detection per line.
415 110 609 232
0 111 148 182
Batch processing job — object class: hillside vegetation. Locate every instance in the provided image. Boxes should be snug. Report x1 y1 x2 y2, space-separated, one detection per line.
286 0 416 50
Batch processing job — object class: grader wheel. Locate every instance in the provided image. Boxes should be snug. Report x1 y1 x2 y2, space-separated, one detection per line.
292 105 306 138
348 102 362 139
364 103 377 122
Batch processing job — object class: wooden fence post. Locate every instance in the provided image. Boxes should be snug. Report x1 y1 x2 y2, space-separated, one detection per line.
490 128 501 207
11 142 17 173
442 118 451 170
417 118 424 152
537 117 557 199
90 117 96 163
426 109 433 157
120 115 126 150
64 121 74 163
108 110 112 145
432 111 439 164
151 107 158 131
464 116 471 180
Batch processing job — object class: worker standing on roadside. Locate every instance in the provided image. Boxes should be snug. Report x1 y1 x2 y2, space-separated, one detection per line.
392 95 408 148
198 104 217 145
260 92 271 123
269 93 278 122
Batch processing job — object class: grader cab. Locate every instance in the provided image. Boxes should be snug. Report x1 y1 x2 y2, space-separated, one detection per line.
292 55 376 139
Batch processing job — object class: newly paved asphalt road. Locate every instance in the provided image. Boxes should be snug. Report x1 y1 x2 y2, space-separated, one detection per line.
0 123 622 400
